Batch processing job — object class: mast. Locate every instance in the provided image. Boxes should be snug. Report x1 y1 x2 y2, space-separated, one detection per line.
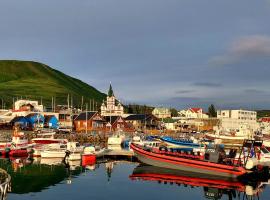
85 103 88 134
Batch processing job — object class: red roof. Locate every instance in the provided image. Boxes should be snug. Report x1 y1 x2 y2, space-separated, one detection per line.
261 117 270 122
189 108 202 113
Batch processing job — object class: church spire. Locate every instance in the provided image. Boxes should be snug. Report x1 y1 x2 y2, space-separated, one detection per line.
108 82 114 97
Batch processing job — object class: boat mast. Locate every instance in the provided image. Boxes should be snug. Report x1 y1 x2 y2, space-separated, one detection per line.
86 103 88 134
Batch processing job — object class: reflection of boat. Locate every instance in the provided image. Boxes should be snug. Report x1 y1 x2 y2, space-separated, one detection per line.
130 143 247 177
39 158 63 165
130 165 269 199
130 164 244 189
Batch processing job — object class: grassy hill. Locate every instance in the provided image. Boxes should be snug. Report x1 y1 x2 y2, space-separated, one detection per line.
0 60 106 109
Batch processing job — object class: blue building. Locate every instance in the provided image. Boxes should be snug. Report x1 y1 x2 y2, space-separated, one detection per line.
10 116 29 129
25 113 45 128
44 115 59 129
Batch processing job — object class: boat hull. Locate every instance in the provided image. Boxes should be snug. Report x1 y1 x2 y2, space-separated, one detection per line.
131 143 246 178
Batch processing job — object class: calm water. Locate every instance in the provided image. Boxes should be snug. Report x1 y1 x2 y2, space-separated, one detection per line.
1 158 270 200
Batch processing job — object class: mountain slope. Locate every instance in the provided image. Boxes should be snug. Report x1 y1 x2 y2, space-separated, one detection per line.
0 60 106 108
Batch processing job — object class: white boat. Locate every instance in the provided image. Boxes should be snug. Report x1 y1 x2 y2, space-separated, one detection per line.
0 128 29 150
205 125 254 146
108 133 125 145
40 142 83 160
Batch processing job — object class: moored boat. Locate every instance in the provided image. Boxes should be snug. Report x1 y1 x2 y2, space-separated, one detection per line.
130 143 247 178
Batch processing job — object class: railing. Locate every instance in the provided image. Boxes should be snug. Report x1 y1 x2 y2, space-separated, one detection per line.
0 170 11 200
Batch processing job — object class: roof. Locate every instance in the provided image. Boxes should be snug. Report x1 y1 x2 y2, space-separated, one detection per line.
189 108 202 113
108 83 114 97
10 116 27 123
44 115 56 122
125 114 157 121
104 116 121 124
75 111 98 121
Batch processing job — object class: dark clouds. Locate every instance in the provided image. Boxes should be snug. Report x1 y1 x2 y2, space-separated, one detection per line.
1 0 270 109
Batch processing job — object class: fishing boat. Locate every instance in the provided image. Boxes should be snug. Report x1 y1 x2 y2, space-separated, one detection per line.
31 132 68 145
0 128 29 150
205 125 253 146
130 142 249 178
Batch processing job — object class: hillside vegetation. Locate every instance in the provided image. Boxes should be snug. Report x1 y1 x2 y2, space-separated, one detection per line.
0 60 106 108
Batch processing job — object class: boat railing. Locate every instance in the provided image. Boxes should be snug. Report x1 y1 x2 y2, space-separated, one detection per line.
0 170 11 200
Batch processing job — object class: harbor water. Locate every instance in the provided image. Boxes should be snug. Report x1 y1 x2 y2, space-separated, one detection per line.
0 157 270 200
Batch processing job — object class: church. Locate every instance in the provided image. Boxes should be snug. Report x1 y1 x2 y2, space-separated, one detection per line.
100 84 124 116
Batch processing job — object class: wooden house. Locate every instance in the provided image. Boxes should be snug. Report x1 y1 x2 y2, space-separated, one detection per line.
104 116 135 132
74 111 106 132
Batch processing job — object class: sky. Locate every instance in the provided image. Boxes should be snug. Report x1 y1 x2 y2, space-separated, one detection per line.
1 0 270 110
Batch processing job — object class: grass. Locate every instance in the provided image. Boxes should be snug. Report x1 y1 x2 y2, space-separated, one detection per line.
0 60 106 108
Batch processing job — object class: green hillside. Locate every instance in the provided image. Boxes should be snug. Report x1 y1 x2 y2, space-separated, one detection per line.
0 60 106 108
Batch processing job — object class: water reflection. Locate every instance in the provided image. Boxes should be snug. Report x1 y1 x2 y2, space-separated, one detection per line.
1 157 270 200
130 164 270 200
0 158 83 194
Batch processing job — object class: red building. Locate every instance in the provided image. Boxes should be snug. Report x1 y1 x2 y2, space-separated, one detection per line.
104 116 135 132
74 111 106 132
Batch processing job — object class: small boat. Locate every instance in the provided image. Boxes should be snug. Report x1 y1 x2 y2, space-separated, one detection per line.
130 142 248 178
159 136 201 148
41 142 83 160
31 132 68 145
107 133 125 145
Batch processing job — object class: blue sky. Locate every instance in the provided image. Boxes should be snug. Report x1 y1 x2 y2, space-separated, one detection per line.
1 0 270 110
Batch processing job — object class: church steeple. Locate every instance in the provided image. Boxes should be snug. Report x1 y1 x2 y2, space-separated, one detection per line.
108 83 114 97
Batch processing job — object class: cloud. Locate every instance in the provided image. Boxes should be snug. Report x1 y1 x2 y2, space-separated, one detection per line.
175 89 195 94
209 35 270 66
192 82 222 87
244 89 266 94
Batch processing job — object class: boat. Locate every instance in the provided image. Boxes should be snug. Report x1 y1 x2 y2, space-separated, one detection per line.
159 136 202 148
0 128 29 150
107 133 125 145
40 142 83 160
130 142 249 178
31 132 68 145
205 125 254 146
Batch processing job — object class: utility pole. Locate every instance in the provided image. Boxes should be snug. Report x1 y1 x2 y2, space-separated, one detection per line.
81 96 84 111
85 103 88 134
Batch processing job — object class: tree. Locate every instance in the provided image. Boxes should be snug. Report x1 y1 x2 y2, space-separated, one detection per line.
208 104 217 118
170 108 179 117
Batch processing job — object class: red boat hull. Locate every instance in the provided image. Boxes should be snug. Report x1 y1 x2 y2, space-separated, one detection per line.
82 154 96 166
9 149 28 157
130 143 246 178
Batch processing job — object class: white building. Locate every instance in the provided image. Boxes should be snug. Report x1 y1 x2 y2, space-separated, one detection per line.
179 108 209 119
101 84 124 116
14 100 44 112
217 109 259 131
152 107 171 119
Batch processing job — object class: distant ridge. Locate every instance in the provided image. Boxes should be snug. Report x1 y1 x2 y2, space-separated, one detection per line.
0 60 106 108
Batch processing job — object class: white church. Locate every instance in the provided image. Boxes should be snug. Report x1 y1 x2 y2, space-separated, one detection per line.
100 84 124 116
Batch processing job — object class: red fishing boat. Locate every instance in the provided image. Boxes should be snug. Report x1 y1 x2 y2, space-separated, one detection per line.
130 143 247 178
